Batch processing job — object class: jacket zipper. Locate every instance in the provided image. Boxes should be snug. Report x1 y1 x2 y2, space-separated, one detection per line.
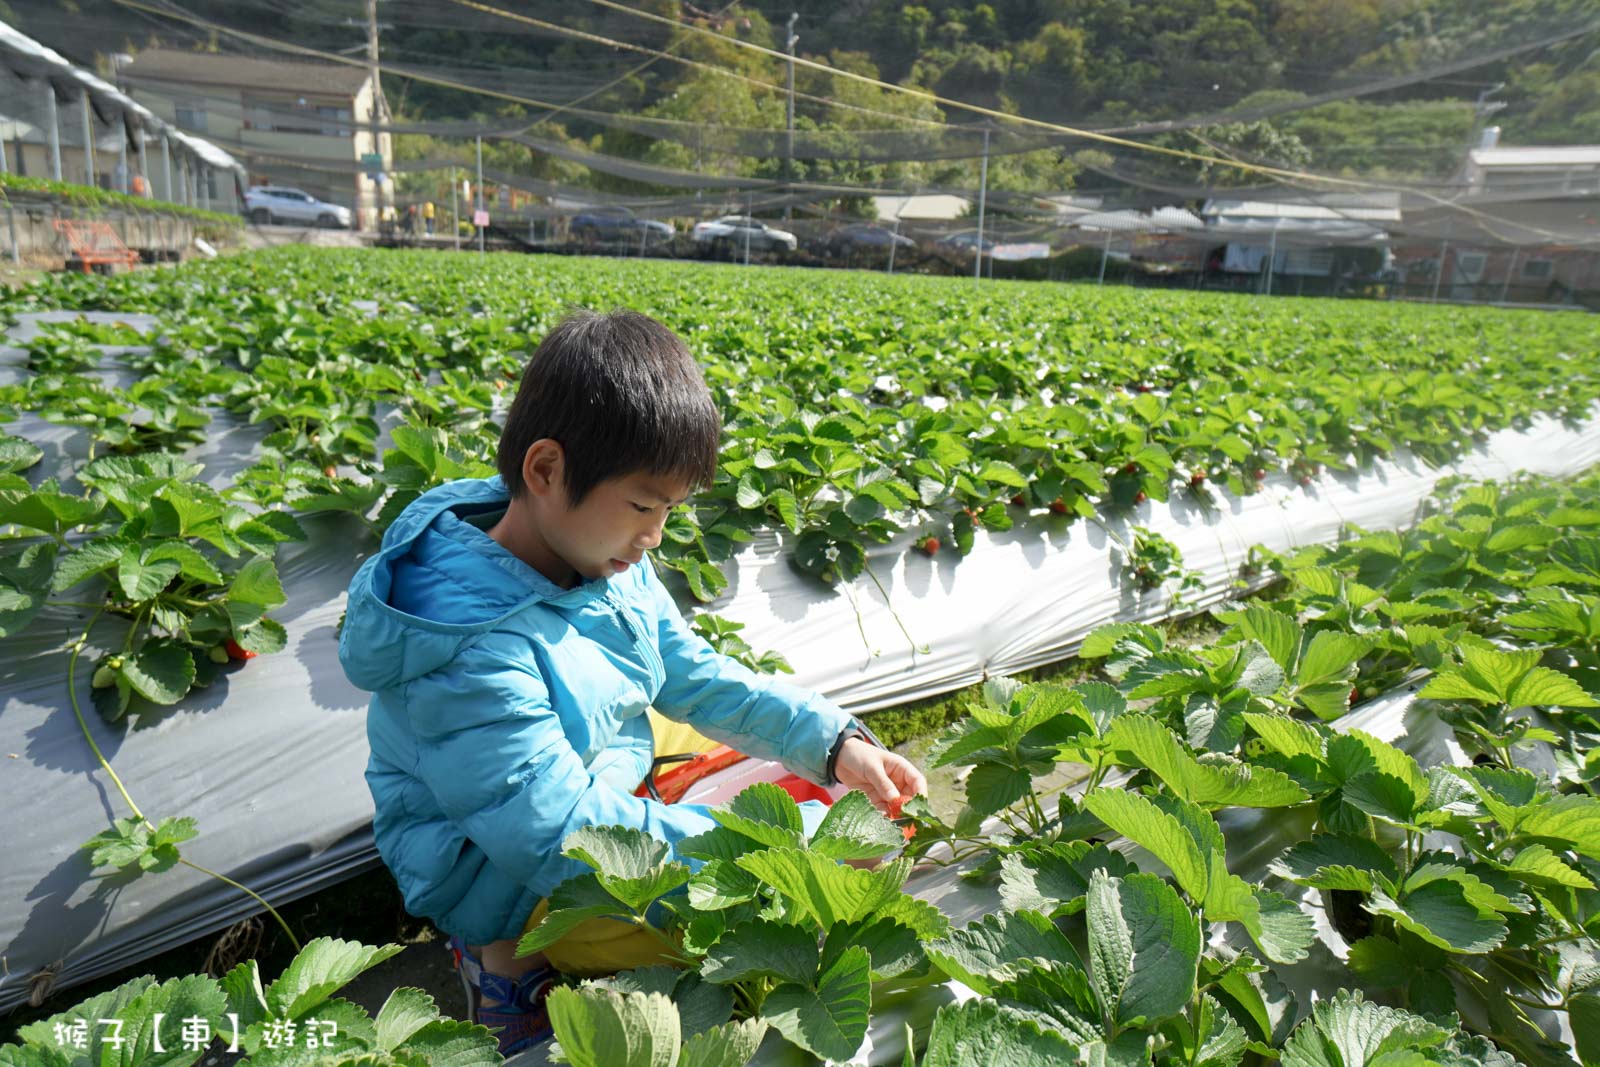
613 597 665 692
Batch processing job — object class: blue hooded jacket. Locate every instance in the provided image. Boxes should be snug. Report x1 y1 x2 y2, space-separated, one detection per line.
338 476 855 945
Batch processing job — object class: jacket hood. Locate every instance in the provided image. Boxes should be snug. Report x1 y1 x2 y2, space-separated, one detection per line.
338 476 613 691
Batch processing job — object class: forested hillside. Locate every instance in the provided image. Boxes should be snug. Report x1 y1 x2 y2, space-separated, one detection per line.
9 0 1597 196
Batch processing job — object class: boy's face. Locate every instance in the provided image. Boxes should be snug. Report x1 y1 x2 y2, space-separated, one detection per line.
496 439 695 589
552 471 694 582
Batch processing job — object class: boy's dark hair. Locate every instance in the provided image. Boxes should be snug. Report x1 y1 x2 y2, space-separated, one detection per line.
497 309 721 506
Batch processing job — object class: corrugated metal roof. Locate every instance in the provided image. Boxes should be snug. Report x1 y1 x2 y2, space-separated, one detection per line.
873 194 970 221
0 20 244 173
1202 193 1402 222
123 49 371 98
1070 206 1204 232
1470 146 1600 168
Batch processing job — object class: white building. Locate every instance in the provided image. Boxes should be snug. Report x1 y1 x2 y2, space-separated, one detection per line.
125 49 390 229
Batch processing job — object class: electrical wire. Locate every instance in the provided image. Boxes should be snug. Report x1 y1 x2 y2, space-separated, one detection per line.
106 0 1595 243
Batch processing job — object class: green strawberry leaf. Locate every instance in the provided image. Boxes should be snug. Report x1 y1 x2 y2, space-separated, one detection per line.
733 849 911 929
562 825 692 913
546 987 679 1067
761 944 871 1062
1087 870 1200 1028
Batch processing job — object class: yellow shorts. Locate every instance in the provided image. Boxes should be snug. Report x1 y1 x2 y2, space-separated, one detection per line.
521 711 715 976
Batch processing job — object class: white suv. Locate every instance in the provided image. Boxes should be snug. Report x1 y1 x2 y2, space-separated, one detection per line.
692 215 797 254
244 186 353 229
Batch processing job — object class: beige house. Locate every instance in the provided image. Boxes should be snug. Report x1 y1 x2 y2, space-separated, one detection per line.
124 50 390 229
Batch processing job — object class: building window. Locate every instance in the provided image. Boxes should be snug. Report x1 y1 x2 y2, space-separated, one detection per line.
1522 258 1554 280
174 101 207 132
316 105 352 136
242 95 351 136
1455 253 1487 279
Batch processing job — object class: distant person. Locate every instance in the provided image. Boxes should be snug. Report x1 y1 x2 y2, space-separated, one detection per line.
405 203 418 236
422 200 435 236
131 173 148 198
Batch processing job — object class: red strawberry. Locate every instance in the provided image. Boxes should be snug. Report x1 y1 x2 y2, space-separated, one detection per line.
323 465 338 478
1049 498 1069 515
920 537 940 555
1349 687 1359 704
1122 462 1138 475
224 639 258 661
1134 491 1148 504
1253 469 1267 481
1134 384 1151 393
1300 475 1313 487
1190 471 1206 485
1010 494 1026 507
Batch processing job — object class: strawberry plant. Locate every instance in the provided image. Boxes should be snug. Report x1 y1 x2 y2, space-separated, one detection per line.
6 251 1600 1064
546 985 768 1067
519 784 940 1063
1122 526 1205 608
0 936 499 1067
689 612 794 675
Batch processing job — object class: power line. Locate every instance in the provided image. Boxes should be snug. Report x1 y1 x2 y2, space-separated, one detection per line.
113 0 952 131
103 0 1593 242
450 0 1405 190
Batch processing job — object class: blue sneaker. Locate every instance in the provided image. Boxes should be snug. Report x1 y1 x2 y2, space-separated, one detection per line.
447 936 556 1056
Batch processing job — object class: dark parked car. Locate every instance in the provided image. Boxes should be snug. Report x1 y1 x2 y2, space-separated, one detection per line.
824 224 916 255
569 206 674 244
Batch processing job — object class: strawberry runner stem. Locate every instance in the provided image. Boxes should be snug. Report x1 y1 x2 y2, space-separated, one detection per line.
65 607 301 950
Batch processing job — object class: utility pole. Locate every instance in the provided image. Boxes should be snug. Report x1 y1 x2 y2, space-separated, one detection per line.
476 135 484 255
974 123 989 284
784 12 797 222
366 0 385 233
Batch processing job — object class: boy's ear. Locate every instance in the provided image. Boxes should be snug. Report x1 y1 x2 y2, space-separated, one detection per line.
521 438 565 498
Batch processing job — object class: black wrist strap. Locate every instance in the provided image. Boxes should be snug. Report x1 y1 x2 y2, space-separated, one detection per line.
825 725 866 786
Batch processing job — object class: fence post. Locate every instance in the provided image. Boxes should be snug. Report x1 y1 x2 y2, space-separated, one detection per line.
1498 247 1519 303
974 124 989 285
42 80 61 181
79 91 96 188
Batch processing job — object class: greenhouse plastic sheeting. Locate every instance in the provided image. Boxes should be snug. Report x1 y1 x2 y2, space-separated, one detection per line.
4 310 1600 1012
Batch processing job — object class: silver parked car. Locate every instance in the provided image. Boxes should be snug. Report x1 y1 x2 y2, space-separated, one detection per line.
244 186 353 228
691 215 797 254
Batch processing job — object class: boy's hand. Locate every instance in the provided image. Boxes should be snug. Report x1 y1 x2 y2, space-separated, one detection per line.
833 737 928 815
